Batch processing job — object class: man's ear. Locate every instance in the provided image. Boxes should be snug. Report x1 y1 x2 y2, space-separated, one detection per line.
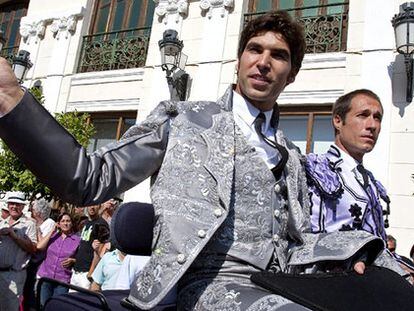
286 71 296 86
333 114 343 132
286 75 295 85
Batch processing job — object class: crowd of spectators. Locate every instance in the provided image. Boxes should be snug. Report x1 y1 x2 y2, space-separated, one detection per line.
0 191 152 310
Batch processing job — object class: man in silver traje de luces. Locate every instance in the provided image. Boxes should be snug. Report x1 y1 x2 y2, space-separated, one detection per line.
0 11 394 310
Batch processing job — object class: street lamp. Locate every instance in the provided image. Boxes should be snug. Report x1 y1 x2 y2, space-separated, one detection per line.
12 50 33 84
158 29 189 101
0 29 6 51
392 2 414 102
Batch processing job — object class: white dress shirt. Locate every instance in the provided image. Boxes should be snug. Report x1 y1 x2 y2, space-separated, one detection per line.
232 91 280 168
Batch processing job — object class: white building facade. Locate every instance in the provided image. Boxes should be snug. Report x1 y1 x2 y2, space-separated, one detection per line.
0 0 413 256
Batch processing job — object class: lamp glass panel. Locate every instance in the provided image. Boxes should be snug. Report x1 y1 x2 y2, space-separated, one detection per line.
409 22 414 53
164 54 177 70
163 44 180 56
160 46 166 64
13 63 26 82
395 22 409 54
178 53 187 71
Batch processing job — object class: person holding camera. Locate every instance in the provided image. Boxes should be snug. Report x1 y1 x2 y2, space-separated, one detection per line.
70 204 109 289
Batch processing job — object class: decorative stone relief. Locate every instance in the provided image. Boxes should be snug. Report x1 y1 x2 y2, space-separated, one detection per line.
20 20 47 44
199 0 234 18
50 15 79 40
154 0 189 24
19 7 84 43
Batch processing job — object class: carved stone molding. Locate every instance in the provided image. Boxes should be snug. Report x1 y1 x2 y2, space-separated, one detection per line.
20 20 47 44
154 0 189 24
50 15 80 40
19 7 84 43
199 0 234 18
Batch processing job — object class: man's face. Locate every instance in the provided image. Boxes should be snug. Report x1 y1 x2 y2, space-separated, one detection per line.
235 31 293 111
387 239 396 252
334 95 383 162
102 199 118 215
87 205 100 218
1 209 9 220
74 206 85 216
8 202 24 219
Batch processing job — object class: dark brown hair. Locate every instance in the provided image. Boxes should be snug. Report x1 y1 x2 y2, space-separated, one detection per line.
238 10 305 78
57 212 73 223
57 212 74 233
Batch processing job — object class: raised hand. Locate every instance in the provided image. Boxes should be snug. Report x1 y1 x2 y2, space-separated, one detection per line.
0 57 24 117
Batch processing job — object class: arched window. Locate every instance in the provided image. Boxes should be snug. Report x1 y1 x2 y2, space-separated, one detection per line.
246 0 349 53
78 0 156 73
0 1 29 61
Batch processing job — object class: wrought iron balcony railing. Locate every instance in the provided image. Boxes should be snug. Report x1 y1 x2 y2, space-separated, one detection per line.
77 27 151 73
0 46 19 63
244 2 349 54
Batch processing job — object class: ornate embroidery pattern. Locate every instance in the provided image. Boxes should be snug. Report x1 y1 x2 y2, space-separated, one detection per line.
348 203 362 229
246 295 292 310
288 231 380 267
178 277 298 310
205 125 275 266
305 153 343 199
178 280 242 310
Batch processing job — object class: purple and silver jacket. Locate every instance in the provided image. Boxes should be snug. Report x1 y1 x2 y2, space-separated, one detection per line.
305 145 389 241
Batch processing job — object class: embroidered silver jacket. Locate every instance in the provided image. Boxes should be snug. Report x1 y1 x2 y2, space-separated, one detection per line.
0 86 385 310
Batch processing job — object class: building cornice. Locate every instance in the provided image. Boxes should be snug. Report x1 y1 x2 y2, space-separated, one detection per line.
199 0 234 18
20 7 84 42
154 0 189 24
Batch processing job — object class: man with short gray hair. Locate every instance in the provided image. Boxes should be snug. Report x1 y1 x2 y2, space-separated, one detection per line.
0 191 37 310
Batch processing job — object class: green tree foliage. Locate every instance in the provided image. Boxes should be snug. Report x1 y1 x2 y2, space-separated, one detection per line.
0 86 95 200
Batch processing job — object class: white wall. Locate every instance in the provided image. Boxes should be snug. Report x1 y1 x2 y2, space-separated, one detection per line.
386 0 414 257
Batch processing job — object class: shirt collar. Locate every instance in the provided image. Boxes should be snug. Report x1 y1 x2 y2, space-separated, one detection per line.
4 215 24 226
329 144 361 170
65 232 77 240
232 90 274 132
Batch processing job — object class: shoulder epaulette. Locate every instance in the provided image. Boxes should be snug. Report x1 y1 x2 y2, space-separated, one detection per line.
305 153 343 199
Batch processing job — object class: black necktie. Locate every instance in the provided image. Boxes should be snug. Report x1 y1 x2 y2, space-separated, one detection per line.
254 112 288 178
356 163 390 231
356 164 369 189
